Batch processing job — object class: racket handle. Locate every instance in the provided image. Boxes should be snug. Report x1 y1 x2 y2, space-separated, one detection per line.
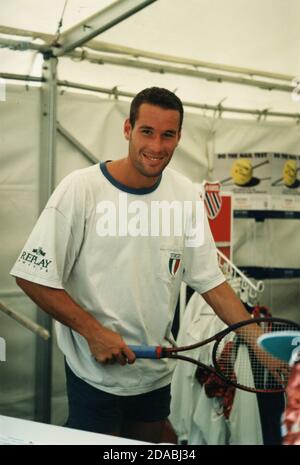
128 345 163 359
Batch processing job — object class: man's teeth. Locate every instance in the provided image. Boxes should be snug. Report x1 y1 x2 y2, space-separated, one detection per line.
144 154 163 160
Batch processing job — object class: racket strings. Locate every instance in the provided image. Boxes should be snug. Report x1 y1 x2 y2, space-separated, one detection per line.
194 336 237 417
214 320 299 392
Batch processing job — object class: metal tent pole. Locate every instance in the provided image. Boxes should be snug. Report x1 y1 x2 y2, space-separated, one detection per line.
1 73 299 121
67 49 294 94
57 121 99 164
56 80 300 121
0 26 294 84
34 56 58 423
0 35 295 94
54 0 157 56
85 39 294 83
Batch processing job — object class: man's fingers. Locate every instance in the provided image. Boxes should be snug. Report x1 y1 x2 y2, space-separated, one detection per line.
114 347 136 365
115 353 127 366
91 341 136 366
93 350 135 366
122 346 136 364
93 353 115 365
269 362 290 386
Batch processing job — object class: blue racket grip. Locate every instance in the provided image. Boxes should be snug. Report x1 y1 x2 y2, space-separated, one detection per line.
128 345 163 359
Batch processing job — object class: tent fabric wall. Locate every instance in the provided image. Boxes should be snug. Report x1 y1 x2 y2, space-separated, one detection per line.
0 85 40 419
1 85 299 424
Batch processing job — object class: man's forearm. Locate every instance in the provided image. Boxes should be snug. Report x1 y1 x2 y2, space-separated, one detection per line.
202 280 251 326
15 277 135 365
15 277 101 340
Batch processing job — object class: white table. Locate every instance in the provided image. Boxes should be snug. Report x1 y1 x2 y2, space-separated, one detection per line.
0 415 150 445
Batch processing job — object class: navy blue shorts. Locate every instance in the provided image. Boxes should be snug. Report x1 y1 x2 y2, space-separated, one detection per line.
64 361 171 435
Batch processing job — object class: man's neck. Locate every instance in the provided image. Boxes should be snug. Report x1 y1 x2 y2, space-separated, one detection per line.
105 158 160 189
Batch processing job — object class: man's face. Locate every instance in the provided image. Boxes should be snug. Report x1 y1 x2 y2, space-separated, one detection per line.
124 103 181 179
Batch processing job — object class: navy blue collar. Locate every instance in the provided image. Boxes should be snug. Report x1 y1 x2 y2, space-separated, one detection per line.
99 161 162 195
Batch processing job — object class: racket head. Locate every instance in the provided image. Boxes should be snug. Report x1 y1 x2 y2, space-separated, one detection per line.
212 317 300 393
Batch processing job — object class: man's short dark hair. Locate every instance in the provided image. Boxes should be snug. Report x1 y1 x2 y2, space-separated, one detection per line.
129 87 184 131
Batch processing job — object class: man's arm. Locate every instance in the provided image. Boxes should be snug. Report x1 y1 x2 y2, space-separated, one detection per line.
201 280 251 326
15 277 135 365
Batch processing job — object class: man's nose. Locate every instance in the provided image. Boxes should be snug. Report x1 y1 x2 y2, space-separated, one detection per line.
148 136 162 153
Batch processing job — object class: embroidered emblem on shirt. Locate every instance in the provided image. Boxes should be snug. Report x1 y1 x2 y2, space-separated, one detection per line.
18 247 52 272
32 247 46 257
169 252 181 277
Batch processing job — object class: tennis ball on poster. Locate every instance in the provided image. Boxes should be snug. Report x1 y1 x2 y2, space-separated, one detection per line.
283 160 297 187
231 159 253 186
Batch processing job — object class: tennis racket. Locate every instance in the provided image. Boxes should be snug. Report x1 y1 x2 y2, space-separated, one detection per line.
129 317 300 393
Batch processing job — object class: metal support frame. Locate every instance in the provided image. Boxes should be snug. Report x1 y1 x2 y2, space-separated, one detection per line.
0 26 294 84
59 80 299 120
34 56 58 423
86 39 294 83
54 0 157 56
0 72 44 83
67 49 294 94
2 73 300 121
57 121 99 164
0 37 49 53
0 25 53 43
39 58 57 209
0 33 295 95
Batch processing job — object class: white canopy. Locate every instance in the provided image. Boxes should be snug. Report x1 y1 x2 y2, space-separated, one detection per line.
1 0 300 118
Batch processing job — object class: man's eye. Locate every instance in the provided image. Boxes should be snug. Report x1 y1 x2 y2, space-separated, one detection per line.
164 133 175 138
141 129 152 135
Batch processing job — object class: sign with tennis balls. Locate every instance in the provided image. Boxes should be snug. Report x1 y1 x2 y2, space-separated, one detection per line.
213 152 270 194
213 152 300 211
271 153 300 195
212 152 270 210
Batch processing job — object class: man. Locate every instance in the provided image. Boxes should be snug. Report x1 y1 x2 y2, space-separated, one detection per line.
11 87 253 443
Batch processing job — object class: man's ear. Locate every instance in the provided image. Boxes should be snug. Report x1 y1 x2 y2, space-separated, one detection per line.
177 130 181 145
124 119 132 140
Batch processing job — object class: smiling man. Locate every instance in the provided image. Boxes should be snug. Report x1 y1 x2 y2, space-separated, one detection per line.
11 87 253 443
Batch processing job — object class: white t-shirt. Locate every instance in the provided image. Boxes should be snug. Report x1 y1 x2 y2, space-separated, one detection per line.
10 162 225 395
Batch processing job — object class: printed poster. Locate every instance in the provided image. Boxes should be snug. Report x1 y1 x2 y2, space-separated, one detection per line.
270 153 300 210
213 152 270 210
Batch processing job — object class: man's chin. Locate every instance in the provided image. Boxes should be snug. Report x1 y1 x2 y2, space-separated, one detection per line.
141 160 170 178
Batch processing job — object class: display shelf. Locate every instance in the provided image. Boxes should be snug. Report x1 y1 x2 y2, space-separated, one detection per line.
239 267 300 280
234 210 300 221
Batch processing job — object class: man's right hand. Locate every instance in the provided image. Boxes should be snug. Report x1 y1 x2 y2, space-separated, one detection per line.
14 278 135 366
87 325 136 366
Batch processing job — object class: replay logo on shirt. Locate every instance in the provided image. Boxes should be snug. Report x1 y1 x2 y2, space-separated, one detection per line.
18 247 52 272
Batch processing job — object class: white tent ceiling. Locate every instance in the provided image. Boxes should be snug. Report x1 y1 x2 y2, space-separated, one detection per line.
1 0 300 118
